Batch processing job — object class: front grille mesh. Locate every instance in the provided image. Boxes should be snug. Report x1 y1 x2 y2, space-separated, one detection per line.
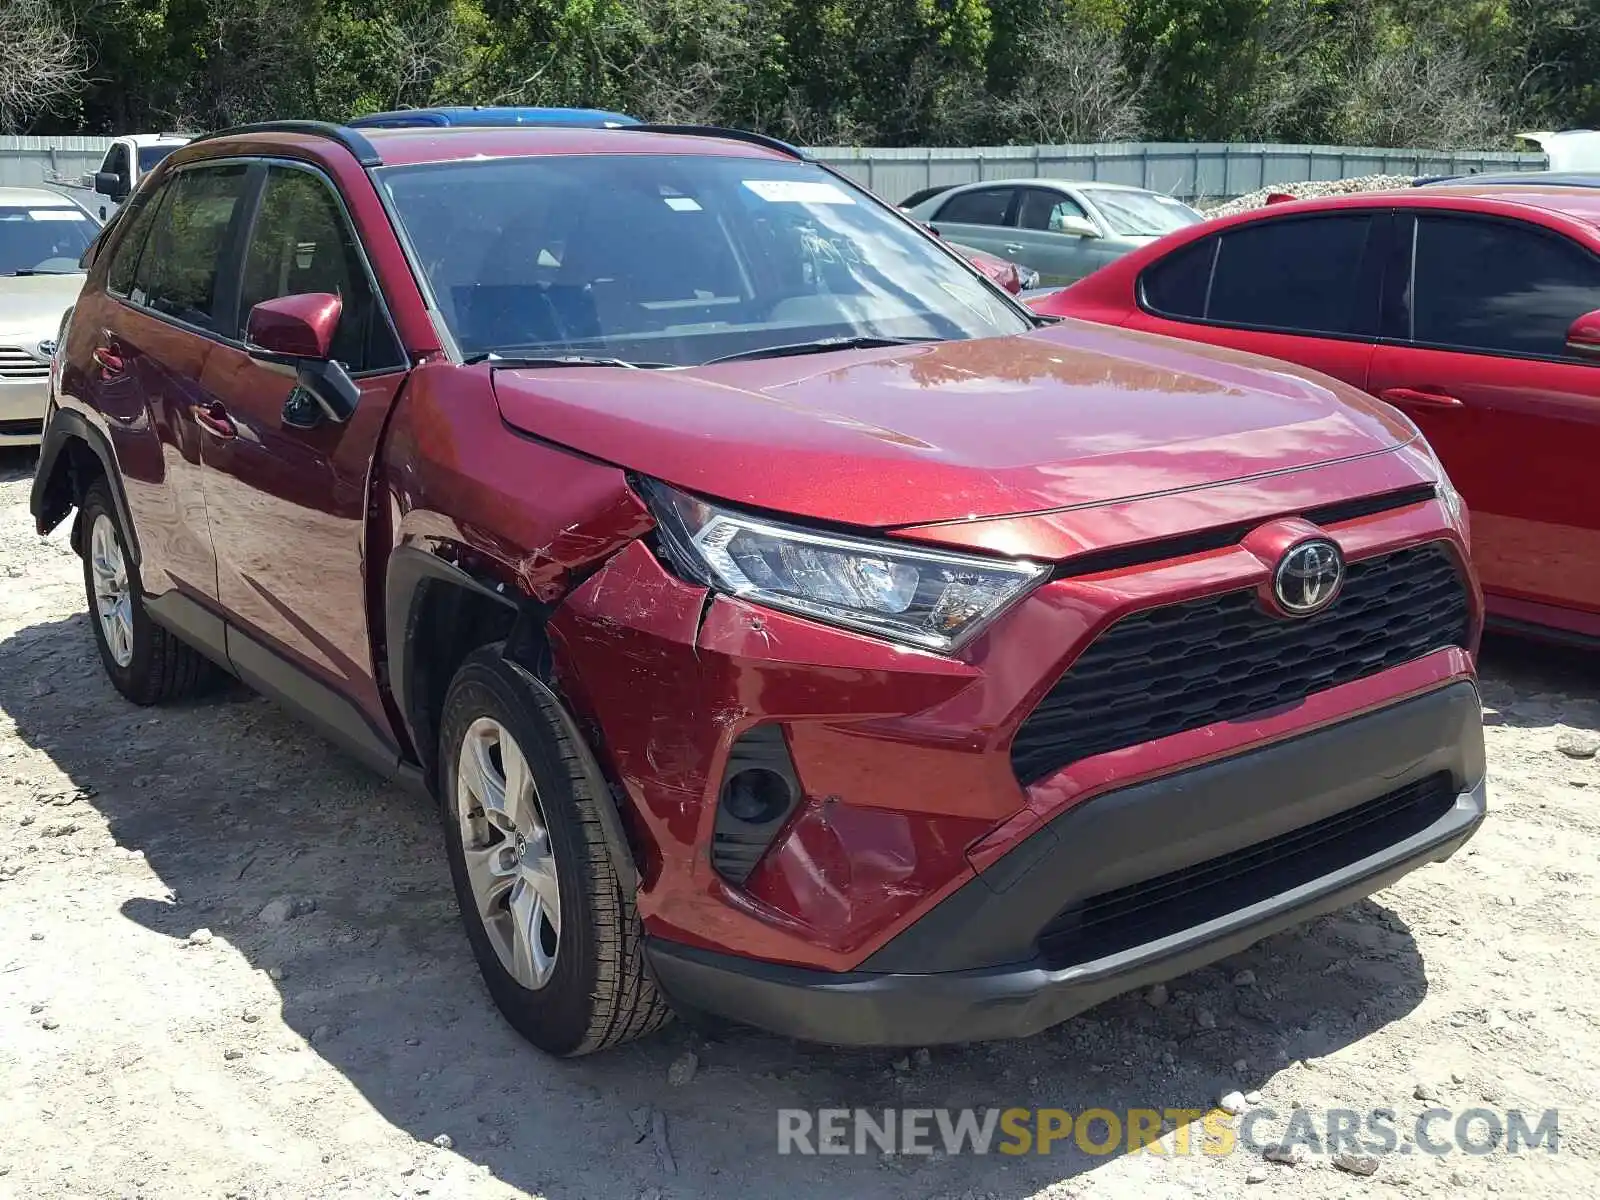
0 347 48 379
1011 543 1470 785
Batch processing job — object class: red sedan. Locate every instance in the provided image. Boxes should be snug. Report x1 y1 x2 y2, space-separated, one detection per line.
1035 185 1600 644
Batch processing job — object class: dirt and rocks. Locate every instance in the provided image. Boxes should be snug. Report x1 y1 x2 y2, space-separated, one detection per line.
1 444 1597 1199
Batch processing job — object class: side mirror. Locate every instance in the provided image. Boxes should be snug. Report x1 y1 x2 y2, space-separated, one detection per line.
1055 215 1100 239
1567 310 1600 361
93 171 129 200
248 293 341 360
246 293 358 426
922 222 944 239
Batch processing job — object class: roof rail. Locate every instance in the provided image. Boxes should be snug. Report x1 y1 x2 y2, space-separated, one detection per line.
628 124 806 160
185 120 382 168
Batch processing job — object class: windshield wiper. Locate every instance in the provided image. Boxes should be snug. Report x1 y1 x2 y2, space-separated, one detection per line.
465 352 674 369
703 335 944 366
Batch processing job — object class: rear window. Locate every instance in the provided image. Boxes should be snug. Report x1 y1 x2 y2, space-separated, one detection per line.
0 205 95 276
138 144 182 173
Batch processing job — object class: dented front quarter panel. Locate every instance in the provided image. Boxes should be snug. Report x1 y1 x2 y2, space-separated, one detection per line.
381 363 653 599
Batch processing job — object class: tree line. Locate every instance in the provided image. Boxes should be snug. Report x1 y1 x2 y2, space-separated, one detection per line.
4 0 1597 149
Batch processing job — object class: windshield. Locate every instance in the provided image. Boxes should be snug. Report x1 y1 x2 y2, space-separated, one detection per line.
0 205 94 275
138 144 182 172
1083 190 1203 237
378 154 1030 366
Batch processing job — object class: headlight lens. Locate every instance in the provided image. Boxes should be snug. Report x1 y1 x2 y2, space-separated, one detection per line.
641 480 1047 652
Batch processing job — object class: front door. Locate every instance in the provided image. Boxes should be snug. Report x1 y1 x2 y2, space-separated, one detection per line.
196 162 411 754
1008 187 1107 285
1369 211 1600 628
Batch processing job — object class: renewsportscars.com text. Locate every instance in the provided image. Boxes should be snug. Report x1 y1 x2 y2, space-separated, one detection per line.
777 1106 1560 1158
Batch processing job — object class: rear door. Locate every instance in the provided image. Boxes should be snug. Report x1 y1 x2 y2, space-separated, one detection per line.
1369 211 1600 626
927 186 1019 260
196 160 411 755
1007 187 1106 285
82 161 257 653
1124 211 1389 391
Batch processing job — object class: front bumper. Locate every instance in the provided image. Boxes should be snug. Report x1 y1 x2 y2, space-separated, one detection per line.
646 681 1486 1046
0 377 48 443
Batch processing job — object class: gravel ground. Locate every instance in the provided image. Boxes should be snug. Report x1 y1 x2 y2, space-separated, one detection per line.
1200 175 1418 218
1 443 1597 1200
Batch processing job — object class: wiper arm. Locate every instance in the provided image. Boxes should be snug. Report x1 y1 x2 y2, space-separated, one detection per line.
465 352 673 369
704 335 943 366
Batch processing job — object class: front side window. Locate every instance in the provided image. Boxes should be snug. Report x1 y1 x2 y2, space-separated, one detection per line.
239 166 399 370
1411 215 1600 359
133 164 251 331
935 187 1016 228
0 205 95 276
1016 190 1088 233
379 154 1029 366
1083 189 1203 237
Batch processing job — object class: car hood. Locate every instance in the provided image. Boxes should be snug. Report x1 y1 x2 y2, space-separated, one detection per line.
490 322 1417 529
0 272 83 338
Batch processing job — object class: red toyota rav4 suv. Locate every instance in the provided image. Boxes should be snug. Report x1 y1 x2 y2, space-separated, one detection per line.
32 121 1485 1056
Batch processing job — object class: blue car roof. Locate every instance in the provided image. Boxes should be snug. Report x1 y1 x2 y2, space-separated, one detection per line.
348 107 640 130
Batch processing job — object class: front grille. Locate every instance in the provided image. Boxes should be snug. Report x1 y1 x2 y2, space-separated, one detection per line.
0 347 48 379
1011 543 1470 785
1036 772 1456 967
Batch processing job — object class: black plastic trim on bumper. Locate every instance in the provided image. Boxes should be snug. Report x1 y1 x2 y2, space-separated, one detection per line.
647 778 1483 1046
645 681 1488 1047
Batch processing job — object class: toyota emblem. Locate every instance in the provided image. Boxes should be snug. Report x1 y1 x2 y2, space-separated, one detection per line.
1272 539 1344 616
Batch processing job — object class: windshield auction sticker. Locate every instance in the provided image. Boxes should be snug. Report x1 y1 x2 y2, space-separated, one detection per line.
742 180 857 205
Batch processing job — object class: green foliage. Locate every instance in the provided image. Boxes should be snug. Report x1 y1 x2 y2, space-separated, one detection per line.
15 0 1598 145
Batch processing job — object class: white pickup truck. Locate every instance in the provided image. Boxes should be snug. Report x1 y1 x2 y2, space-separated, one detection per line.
80 134 191 220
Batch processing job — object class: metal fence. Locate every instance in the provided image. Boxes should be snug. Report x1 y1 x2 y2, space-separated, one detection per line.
0 135 112 191
807 143 1548 204
2 134 1549 202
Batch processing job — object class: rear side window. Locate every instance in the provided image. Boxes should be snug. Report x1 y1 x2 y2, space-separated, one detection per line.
1411 215 1600 359
1208 216 1376 334
238 166 401 370
1141 215 1377 336
936 188 1015 227
132 164 251 332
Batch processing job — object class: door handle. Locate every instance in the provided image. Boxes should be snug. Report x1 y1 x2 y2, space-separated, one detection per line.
1378 387 1463 410
1004 243 1025 255
191 400 236 439
92 346 125 377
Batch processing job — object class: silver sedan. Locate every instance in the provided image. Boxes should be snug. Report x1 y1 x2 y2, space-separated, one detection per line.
904 179 1204 287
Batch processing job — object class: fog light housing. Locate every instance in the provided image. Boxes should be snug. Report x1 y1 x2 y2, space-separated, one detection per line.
711 726 802 884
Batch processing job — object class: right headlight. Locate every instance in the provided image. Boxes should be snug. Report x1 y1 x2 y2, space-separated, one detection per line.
640 479 1047 653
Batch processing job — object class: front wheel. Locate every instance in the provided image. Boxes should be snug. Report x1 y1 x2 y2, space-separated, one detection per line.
438 647 671 1056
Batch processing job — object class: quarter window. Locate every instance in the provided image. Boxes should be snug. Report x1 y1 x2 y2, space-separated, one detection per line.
238 166 400 371
935 187 1015 227
1411 215 1600 359
132 164 251 332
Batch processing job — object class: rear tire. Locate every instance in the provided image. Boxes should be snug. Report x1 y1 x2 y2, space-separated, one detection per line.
80 478 214 705
438 646 671 1056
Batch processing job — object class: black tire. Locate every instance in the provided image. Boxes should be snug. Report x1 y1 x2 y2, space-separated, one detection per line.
438 646 671 1056
80 478 215 705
